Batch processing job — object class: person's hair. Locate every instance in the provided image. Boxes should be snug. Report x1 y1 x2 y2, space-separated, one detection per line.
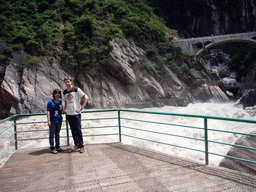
52 89 62 100
64 76 72 82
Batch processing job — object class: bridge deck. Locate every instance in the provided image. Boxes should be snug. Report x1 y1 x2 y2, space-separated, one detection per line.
1 143 256 192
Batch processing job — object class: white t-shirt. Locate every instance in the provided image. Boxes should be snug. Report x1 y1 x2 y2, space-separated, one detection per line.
63 87 85 115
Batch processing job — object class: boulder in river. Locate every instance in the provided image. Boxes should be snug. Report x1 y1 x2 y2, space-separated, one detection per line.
219 131 256 175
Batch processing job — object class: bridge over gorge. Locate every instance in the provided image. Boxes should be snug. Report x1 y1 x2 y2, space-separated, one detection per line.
168 32 256 59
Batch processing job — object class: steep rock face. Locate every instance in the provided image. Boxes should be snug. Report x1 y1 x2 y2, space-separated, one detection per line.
219 131 256 175
159 0 256 37
1 37 229 115
1 51 69 114
107 37 139 85
206 0 255 35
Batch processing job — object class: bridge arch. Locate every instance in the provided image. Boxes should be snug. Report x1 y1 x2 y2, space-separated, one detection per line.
195 40 213 49
196 38 256 56
195 42 203 49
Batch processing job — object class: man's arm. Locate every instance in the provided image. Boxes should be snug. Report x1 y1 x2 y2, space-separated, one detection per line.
77 95 88 113
82 95 88 108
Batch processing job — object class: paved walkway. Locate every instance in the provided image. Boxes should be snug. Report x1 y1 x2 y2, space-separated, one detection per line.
1 143 256 191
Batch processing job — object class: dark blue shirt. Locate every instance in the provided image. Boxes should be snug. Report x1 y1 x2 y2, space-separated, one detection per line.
47 99 63 124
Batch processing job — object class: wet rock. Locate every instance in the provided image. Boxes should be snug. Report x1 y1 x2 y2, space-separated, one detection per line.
219 131 256 175
236 89 256 109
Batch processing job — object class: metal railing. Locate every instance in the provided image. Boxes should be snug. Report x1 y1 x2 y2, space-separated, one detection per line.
1 109 256 166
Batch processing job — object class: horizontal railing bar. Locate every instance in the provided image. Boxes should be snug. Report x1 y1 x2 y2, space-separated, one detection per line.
16 126 118 133
16 117 118 125
82 125 118 129
82 117 118 121
208 128 256 137
16 121 47 125
122 134 205 153
209 151 256 164
208 140 256 151
120 109 256 123
83 133 119 137
17 129 49 133
0 123 14 134
122 125 205 142
121 117 204 130
17 120 118 126
16 119 67 124
17 133 119 142
17 135 68 141
81 109 119 113
17 137 50 141
0 115 14 124
17 127 67 133
0 132 15 145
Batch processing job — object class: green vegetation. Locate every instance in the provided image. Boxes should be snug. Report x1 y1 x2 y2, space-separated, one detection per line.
24 56 45 67
144 41 189 79
228 43 256 79
218 69 228 78
1 0 173 74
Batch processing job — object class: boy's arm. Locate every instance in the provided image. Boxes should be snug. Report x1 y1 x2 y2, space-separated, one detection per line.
81 95 89 109
76 95 88 113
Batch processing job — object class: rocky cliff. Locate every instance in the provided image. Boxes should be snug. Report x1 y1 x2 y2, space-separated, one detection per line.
0 37 229 117
149 0 256 37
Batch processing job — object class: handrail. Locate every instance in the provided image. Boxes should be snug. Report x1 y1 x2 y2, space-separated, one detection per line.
0 108 256 167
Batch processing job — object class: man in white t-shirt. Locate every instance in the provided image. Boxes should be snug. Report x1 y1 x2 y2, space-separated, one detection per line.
63 76 89 153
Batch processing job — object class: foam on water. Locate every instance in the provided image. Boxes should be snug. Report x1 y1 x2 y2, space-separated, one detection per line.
122 102 256 166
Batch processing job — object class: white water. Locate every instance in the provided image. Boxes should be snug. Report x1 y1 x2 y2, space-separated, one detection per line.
119 101 256 166
1 101 255 167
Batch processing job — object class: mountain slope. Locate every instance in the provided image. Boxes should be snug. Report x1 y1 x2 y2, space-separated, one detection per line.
0 0 229 117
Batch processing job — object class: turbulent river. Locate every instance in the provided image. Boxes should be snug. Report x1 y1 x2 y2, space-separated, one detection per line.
1 101 256 167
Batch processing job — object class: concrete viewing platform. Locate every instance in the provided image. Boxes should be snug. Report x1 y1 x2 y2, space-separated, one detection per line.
1 143 256 191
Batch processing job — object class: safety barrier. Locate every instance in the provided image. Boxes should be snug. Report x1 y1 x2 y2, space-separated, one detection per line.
1 109 256 165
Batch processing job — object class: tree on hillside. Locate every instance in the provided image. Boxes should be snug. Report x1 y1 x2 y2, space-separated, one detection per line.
0 0 172 73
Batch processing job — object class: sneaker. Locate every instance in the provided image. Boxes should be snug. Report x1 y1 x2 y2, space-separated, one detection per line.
51 150 58 154
80 147 84 153
56 148 63 152
71 145 79 152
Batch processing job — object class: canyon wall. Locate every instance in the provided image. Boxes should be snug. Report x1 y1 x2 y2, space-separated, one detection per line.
0 37 229 116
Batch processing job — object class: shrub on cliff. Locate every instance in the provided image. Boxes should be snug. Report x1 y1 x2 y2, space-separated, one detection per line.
0 0 172 75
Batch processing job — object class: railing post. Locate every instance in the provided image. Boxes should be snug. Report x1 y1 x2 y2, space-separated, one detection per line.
65 117 70 146
204 117 209 165
14 115 17 150
118 109 121 142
